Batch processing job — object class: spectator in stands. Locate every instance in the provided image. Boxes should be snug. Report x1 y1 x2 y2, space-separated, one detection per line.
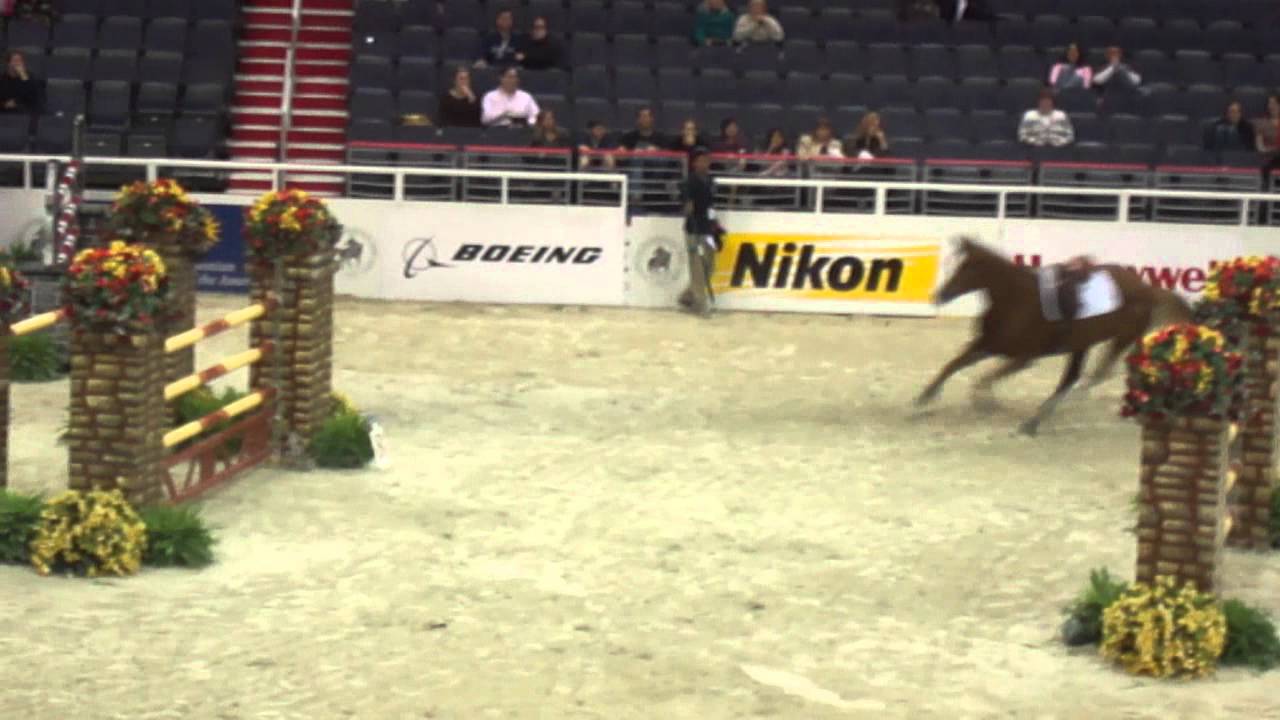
758 128 792 176
1203 101 1255 153
796 117 843 159
0 51 39 113
936 0 996 24
711 118 748 154
578 120 618 170
1256 94 1280 184
475 8 521 69
437 66 482 128
1018 91 1075 147
620 107 667 151
1093 46 1142 94
530 109 571 148
516 16 563 71
481 67 540 128
693 0 736 46
1049 43 1092 90
846 112 890 159
671 118 710 157
733 0 784 44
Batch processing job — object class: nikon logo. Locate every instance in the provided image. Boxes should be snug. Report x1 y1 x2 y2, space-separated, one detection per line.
730 242 905 292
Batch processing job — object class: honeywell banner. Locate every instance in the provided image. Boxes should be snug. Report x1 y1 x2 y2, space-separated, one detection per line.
996 221 1248 298
330 199 627 305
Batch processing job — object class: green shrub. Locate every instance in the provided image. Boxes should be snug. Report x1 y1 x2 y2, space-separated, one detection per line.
172 386 248 456
1221 599 1280 671
8 332 63 382
0 238 42 265
309 411 374 469
137 504 216 568
0 489 44 564
1062 567 1129 646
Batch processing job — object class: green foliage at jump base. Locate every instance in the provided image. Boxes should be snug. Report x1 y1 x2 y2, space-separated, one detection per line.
0 488 217 574
0 489 44 564
308 391 374 469
1061 566 1280 674
8 332 64 382
173 386 248 456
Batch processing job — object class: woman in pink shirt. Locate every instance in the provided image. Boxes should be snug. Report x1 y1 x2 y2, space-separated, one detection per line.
1048 43 1092 90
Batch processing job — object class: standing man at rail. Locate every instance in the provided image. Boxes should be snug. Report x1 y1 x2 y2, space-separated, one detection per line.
679 148 722 317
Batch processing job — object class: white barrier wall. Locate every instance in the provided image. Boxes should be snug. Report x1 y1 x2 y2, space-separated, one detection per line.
0 189 50 252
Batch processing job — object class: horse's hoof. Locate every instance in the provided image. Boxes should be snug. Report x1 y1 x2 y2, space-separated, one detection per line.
1019 420 1040 436
914 393 933 408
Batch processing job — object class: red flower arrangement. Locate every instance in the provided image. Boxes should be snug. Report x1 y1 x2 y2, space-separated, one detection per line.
106 178 221 256
1121 323 1244 421
0 264 31 326
243 189 341 265
61 241 171 330
1193 256 1280 337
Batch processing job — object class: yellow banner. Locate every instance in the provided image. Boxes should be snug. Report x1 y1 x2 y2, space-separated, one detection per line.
709 233 941 302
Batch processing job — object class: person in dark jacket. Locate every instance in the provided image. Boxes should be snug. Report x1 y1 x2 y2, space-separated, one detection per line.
1204 100 1255 152
516 16 562 71
475 8 520 68
0 51 40 112
679 148 721 317
437 66 481 127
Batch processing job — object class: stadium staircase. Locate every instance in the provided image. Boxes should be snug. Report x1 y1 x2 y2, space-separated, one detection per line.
229 0 353 196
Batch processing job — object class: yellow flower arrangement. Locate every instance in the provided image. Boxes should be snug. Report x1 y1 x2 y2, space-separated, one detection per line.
1100 575 1227 679
107 178 221 256
243 189 341 264
63 240 171 328
1196 255 1280 331
0 262 30 324
1121 323 1243 420
28 488 148 578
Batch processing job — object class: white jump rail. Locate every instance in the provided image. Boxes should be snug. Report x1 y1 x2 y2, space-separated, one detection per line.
0 154 631 204
717 177 1280 226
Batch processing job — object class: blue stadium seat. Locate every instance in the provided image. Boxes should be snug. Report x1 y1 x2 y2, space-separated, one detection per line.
98 16 144 54
147 0 191 21
89 80 132 130
144 18 188 55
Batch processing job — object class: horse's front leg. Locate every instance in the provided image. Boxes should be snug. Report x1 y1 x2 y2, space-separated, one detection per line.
915 340 990 407
1021 350 1087 436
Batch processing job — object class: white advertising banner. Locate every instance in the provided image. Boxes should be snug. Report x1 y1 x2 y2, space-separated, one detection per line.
330 199 628 306
994 221 1249 299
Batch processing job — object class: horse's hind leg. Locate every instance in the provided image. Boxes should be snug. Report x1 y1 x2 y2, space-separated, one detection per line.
916 340 989 407
1086 332 1142 391
1021 351 1087 436
972 355 1034 409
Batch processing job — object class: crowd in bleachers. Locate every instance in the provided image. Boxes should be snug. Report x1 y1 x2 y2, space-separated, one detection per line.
0 0 237 159
347 0 1280 182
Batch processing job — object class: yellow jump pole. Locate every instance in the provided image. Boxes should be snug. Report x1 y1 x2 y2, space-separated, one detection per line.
164 298 277 354
162 344 271 402
162 390 269 449
10 308 69 336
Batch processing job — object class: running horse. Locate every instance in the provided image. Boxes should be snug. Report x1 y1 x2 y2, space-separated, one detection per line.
916 236 1192 435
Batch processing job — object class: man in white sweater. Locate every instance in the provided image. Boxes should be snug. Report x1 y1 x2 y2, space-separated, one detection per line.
1018 92 1075 147
733 0 785 44
481 67 540 128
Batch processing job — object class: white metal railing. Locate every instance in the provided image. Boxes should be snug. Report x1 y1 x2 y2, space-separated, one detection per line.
0 154 630 205
277 0 301 159
718 177 1280 227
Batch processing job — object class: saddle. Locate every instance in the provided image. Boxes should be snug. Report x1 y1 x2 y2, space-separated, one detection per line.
1036 264 1121 323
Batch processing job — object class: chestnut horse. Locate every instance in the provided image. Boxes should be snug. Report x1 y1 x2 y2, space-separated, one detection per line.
916 237 1192 435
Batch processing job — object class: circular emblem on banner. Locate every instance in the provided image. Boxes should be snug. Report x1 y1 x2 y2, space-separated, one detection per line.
633 235 685 288
335 227 378 277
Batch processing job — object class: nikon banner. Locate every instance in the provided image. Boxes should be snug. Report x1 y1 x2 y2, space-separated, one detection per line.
708 231 943 316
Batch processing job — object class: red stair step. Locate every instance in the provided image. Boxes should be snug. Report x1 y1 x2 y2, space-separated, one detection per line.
241 45 288 61
287 128 347 144
294 79 347 96
235 94 284 109
242 9 292 28
293 95 346 111
237 79 285 94
243 26 291 43
296 46 351 62
250 0 291 8
234 127 282 143
299 13 353 30
231 147 278 160
286 147 346 161
289 113 348 130
239 60 286 76
298 27 351 44
233 110 284 126
294 62 348 78
302 0 354 11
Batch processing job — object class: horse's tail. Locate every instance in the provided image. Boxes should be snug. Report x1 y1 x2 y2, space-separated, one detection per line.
1150 287 1194 329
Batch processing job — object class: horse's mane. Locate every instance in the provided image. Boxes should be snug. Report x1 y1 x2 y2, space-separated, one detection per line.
958 237 1021 271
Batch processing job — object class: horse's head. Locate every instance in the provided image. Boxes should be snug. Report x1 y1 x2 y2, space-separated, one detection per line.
934 236 991 305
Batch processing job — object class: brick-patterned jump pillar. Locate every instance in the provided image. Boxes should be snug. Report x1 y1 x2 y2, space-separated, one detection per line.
1136 416 1234 593
142 234 199 384
1231 329 1278 549
66 328 167 506
0 328 8 489
248 251 336 449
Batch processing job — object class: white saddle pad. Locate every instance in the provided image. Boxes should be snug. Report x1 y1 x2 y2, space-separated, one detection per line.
1037 267 1122 322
